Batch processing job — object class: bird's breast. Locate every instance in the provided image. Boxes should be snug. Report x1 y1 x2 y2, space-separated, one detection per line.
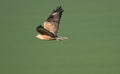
36 34 54 40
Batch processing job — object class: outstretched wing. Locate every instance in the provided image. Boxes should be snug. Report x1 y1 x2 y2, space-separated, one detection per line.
44 6 64 36
36 25 56 37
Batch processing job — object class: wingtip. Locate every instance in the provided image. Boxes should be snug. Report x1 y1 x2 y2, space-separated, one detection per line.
57 5 62 8
36 25 43 32
54 5 64 12
37 25 43 28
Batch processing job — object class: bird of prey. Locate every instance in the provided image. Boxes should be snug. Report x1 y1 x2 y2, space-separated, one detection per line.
36 6 68 41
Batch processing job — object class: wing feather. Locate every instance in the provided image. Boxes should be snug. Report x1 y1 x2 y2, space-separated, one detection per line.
36 25 56 37
44 6 64 36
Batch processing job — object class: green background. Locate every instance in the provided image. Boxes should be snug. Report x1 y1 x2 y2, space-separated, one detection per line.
0 0 120 74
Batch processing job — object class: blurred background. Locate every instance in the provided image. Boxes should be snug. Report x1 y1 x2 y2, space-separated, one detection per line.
0 0 120 74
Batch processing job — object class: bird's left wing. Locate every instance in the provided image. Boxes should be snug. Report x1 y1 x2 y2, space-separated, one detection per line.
36 25 56 37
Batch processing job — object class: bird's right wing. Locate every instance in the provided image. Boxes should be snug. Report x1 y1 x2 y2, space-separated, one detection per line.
36 25 56 37
44 6 64 36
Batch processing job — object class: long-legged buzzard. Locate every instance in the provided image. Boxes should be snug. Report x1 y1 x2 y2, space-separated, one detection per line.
36 6 68 41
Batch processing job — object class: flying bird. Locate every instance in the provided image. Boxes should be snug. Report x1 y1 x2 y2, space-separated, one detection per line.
36 6 68 41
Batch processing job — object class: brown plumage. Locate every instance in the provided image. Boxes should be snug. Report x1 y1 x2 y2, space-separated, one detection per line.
36 6 68 41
